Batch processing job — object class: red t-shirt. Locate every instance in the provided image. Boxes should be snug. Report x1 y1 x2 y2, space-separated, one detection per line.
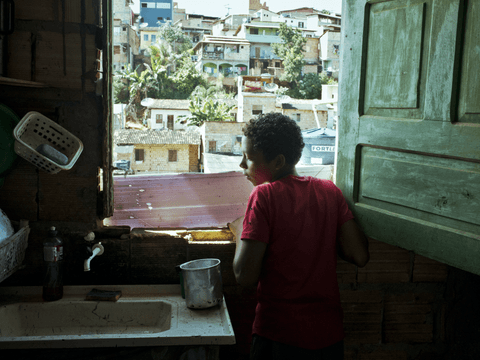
241 175 354 350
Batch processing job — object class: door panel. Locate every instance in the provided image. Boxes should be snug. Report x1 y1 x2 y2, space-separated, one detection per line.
338 0 480 275
458 0 480 123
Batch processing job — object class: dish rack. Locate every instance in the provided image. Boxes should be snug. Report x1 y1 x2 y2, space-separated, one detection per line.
0 221 30 283
13 111 84 174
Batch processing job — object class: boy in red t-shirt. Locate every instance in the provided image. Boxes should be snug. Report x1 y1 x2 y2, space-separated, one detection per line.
231 113 369 360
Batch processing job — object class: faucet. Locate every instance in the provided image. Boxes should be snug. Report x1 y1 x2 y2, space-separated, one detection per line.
84 242 104 271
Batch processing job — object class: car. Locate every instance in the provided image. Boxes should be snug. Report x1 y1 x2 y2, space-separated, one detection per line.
113 160 134 176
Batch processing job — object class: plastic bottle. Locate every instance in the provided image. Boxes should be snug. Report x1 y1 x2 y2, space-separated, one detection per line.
42 226 64 301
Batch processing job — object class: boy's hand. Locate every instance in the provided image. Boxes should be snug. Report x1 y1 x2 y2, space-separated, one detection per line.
228 215 245 242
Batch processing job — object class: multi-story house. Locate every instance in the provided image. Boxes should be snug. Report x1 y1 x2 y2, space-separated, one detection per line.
139 0 173 27
212 14 250 37
138 27 160 51
175 14 218 47
192 36 250 81
113 0 140 72
306 12 341 77
234 20 317 77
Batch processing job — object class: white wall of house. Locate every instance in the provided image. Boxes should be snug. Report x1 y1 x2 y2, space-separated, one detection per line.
148 108 191 130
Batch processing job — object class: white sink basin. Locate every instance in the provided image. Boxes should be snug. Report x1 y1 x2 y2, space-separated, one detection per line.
0 300 171 336
0 284 235 349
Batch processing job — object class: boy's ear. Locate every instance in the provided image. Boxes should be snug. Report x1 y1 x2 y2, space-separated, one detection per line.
274 154 286 170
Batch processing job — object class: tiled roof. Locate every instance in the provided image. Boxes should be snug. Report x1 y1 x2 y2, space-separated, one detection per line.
147 99 191 110
147 98 237 109
114 129 201 145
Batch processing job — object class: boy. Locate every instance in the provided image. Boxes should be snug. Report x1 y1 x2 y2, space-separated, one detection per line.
231 113 369 360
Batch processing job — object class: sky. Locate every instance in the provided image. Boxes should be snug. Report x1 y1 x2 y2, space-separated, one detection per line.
131 0 342 19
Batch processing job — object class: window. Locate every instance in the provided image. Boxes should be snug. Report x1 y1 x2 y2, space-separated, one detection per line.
167 115 174 130
168 150 177 162
144 34 149 41
114 45 120 54
252 105 263 115
294 113 301 122
167 17 170 20
151 35 156 42
250 28 258 35
156 114 163 124
275 61 281 68
135 149 145 162
208 141 216 152
299 22 304 28
141 3 147 7
158 17 163 21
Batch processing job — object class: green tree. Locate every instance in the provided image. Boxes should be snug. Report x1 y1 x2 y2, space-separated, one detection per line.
156 21 192 55
272 23 307 83
294 73 337 99
178 81 235 127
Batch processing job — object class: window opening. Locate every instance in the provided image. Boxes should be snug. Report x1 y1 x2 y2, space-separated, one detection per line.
135 148 145 162
209 141 216 152
168 150 178 162
107 2 337 230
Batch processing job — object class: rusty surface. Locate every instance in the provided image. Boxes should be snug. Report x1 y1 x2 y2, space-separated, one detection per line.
104 171 253 229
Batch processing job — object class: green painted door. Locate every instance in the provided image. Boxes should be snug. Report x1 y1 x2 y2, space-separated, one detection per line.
337 0 480 274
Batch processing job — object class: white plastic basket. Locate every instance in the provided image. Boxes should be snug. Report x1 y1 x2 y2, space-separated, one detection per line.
13 111 84 174
0 222 30 283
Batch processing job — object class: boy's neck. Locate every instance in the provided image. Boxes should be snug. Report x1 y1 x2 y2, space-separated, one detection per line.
271 166 298 182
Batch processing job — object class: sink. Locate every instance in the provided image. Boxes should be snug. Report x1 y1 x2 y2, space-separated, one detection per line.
0 300 171 337
0 284 235 349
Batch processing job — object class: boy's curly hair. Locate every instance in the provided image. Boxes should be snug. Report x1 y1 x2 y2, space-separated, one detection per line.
242 112 305 165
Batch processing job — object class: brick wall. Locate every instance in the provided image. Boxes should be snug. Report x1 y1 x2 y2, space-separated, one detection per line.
283 108 328 130
241 93 277 122
201 122 245 154
2 227 478 360
118 144 199 173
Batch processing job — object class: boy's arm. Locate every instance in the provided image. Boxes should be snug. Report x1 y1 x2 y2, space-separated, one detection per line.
228 215 267 287
337 219 370 267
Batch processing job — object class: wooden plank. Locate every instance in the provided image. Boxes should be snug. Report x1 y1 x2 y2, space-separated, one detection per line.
0 77 47 88
0 160 38 221
14 0 56 21
38 172 98 225
364 2 424 109
359 147 480 226
458 0 480 123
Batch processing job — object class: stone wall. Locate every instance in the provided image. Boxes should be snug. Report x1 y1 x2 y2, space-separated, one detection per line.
282 108 328 130
117 144 199 173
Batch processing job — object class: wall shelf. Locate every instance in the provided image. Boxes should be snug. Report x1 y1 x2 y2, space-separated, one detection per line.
0 77 48 88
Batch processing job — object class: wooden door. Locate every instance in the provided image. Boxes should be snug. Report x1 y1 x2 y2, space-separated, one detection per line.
337 0 480 274
167 115 174 130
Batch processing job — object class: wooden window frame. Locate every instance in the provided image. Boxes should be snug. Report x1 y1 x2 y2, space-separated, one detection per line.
135 149 145 162
168 150 178 162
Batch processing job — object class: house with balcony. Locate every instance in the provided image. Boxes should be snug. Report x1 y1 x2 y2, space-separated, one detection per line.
234 21 317 77
192 36 250 81
175 14 218 46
